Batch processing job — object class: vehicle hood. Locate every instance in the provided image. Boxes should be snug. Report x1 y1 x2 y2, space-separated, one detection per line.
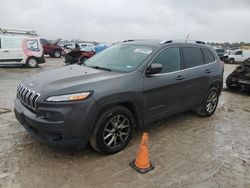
52 38 62 45
21 65 124 99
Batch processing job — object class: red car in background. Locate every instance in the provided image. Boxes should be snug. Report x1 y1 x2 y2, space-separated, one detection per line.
64 45 95 65
40 38 63 58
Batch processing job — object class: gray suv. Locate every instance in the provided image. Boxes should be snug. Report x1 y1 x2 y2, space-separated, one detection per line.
14 40 224 154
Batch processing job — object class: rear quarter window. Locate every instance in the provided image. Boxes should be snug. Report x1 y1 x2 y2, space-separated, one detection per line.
27 40 39 51
182 47 204 68
202 49 215 64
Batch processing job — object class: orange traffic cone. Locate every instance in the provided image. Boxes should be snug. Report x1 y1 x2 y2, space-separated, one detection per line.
130 132 154 173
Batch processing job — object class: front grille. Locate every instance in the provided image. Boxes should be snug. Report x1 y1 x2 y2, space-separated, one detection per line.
17 83 40 111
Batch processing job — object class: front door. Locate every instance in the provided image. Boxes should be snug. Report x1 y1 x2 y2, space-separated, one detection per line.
143 47 183 124
234 50 244 62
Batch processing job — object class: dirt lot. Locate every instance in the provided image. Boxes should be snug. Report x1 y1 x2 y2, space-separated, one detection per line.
0 58 249 188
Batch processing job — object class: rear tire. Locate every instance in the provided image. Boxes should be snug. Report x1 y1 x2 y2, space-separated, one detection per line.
26 57 38 68
195 87 219 117
89 106 135 154
54 50 61 58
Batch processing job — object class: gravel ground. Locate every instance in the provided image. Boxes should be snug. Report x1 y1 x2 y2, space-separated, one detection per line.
0 58 249 188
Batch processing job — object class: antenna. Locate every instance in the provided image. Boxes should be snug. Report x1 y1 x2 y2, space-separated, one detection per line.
185 33 190 42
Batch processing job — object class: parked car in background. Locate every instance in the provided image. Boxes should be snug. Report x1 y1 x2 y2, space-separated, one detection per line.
64 45 95 65
215 48 227 61
226 57 250 90
79 43 95 49
226 48 240 56
40 38 63 58
63 42 75 49
93 44 108 54
0 28 45 68
226 49 250 64
14 39 223 154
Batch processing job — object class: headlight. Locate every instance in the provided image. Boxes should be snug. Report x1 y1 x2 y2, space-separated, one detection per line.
46 92 91 102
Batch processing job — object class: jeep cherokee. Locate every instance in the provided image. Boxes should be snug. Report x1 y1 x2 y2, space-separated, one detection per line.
14 40 223 154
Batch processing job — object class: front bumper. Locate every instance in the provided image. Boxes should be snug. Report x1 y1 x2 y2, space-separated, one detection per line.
236 79 250 88
231 76 250 89
37 54 46 64
14 98 96 148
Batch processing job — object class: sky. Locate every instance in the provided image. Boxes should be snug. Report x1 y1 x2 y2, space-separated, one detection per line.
0 0 250 43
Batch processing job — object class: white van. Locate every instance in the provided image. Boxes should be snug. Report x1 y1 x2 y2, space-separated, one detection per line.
0 28 45 68
227 49 250 64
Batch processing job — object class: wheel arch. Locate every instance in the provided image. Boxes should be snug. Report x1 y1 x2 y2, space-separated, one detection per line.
26 55 37 61
98 99 142 129
209 80 223 95
229 57 235 63
26 56 38 67
87 97 143 140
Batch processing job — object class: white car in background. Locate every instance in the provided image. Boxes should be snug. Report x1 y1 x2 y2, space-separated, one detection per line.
79 42 95 48
227 49 250 64
0 28 45 68
62 42 75 49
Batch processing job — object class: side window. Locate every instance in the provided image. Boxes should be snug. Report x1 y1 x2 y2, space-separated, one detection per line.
182 47 204 68
27 40 39 50
151 47 181 73
235 51 242 55
202 49 215 64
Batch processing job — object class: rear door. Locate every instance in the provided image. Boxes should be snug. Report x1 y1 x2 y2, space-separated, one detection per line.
143 47 184 123
180 47 211 110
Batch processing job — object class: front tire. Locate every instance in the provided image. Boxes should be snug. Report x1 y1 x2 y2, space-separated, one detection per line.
229 58 235 64
26 57 38 68
195 87 219 117
89 106 135 154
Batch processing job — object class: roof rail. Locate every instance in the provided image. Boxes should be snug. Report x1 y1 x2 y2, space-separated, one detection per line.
0 28 37 36
195 40 206 44
160 39 206 45
160 40 172 44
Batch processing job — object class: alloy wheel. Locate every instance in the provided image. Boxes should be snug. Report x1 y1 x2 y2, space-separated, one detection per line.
206 91 218 113
54 51 61 58
28 58 38 68
103 115 130 149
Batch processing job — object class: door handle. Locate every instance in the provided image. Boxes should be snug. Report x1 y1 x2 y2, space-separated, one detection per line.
205 69 211 73
3 50 9 53
176 75 184 80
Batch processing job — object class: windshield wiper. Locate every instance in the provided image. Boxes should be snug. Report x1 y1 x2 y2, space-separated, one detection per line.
88 66 112 72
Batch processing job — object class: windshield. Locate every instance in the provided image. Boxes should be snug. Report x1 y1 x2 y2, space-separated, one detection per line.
85 44 154 72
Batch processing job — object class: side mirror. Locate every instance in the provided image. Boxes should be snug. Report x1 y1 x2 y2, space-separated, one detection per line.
145 63 162 75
